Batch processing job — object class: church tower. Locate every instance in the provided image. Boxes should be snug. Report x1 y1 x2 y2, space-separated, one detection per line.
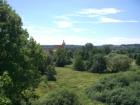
62 40 65 47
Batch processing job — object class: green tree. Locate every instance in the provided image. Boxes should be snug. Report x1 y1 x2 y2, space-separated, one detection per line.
28 38 56 80
83 43 94 60
85 43 94 51
106 54 132 72
55 48 71 67
136 54 140 66
0 72 12 105
89 54 106 73
103 45 111 54
0 2 40 104
0 2 55 104
73 55 84 71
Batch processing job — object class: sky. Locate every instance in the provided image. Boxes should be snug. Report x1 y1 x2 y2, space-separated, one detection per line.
7 0 140 45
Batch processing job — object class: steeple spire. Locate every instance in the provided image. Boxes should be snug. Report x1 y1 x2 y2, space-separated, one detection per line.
62 40 65 47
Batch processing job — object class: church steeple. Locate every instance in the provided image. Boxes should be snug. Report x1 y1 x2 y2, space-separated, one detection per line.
62 40 65 47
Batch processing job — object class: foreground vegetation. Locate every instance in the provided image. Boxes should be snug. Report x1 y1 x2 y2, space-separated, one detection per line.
36 66 112 105
36 65 140 105
86 70 140 105
0 1 55 104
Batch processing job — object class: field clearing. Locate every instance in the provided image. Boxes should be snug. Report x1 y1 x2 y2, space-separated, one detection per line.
36 65 114 105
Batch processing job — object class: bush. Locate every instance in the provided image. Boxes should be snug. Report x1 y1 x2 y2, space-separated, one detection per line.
0 95 12 105
136 54 140 66
106 54 132 72
46 65 56 81
73 55 84 71
34 89 82 105
55 48 71 67
88 54 106 73
86 71 140 105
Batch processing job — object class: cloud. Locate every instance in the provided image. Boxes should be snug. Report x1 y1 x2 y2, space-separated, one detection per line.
99 17 139 23
72 28 88 32
24 25 59 35
24 25 65 45
23 24 140 45
55 8 121 19
23 23 93 45
55 15 70 20
77 8 121 16
55 20 73 28
54 8 139 24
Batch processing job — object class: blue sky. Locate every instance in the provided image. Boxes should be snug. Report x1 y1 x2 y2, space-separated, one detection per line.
7 0 140 45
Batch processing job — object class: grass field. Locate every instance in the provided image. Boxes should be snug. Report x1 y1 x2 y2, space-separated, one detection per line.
36 64 139 105
36 65 114 105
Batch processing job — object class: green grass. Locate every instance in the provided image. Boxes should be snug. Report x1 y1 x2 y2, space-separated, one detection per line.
36 65 113 105
35 62 140 105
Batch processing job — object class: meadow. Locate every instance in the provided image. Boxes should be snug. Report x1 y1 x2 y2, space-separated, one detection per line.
36 65 115 105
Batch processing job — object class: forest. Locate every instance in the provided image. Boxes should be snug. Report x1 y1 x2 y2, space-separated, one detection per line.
0 1 140 105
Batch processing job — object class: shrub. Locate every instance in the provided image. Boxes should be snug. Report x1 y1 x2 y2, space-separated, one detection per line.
55 48 71 67
86 71 140 105
88 54 106 73
34 89 82 105
106 54 132 72
136 54 140 66
46 65 56 81
73 55 84 71
0 95 12 105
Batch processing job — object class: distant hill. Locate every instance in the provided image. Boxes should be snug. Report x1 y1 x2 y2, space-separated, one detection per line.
42 45 82 50
42 44 140 50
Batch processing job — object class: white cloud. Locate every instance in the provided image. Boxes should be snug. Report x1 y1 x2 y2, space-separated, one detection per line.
24 25 60 35
77 8 121 16
100 17 122 23
55 20 73 28
23 24 89 45
72 28 88 32
23 24 140 45
53 8 139 25
55 8 121 19
99 17 139 23
23 14 140 45
24 25 63 45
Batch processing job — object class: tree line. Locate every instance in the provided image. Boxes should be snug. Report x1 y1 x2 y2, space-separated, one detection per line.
51 43 140 73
